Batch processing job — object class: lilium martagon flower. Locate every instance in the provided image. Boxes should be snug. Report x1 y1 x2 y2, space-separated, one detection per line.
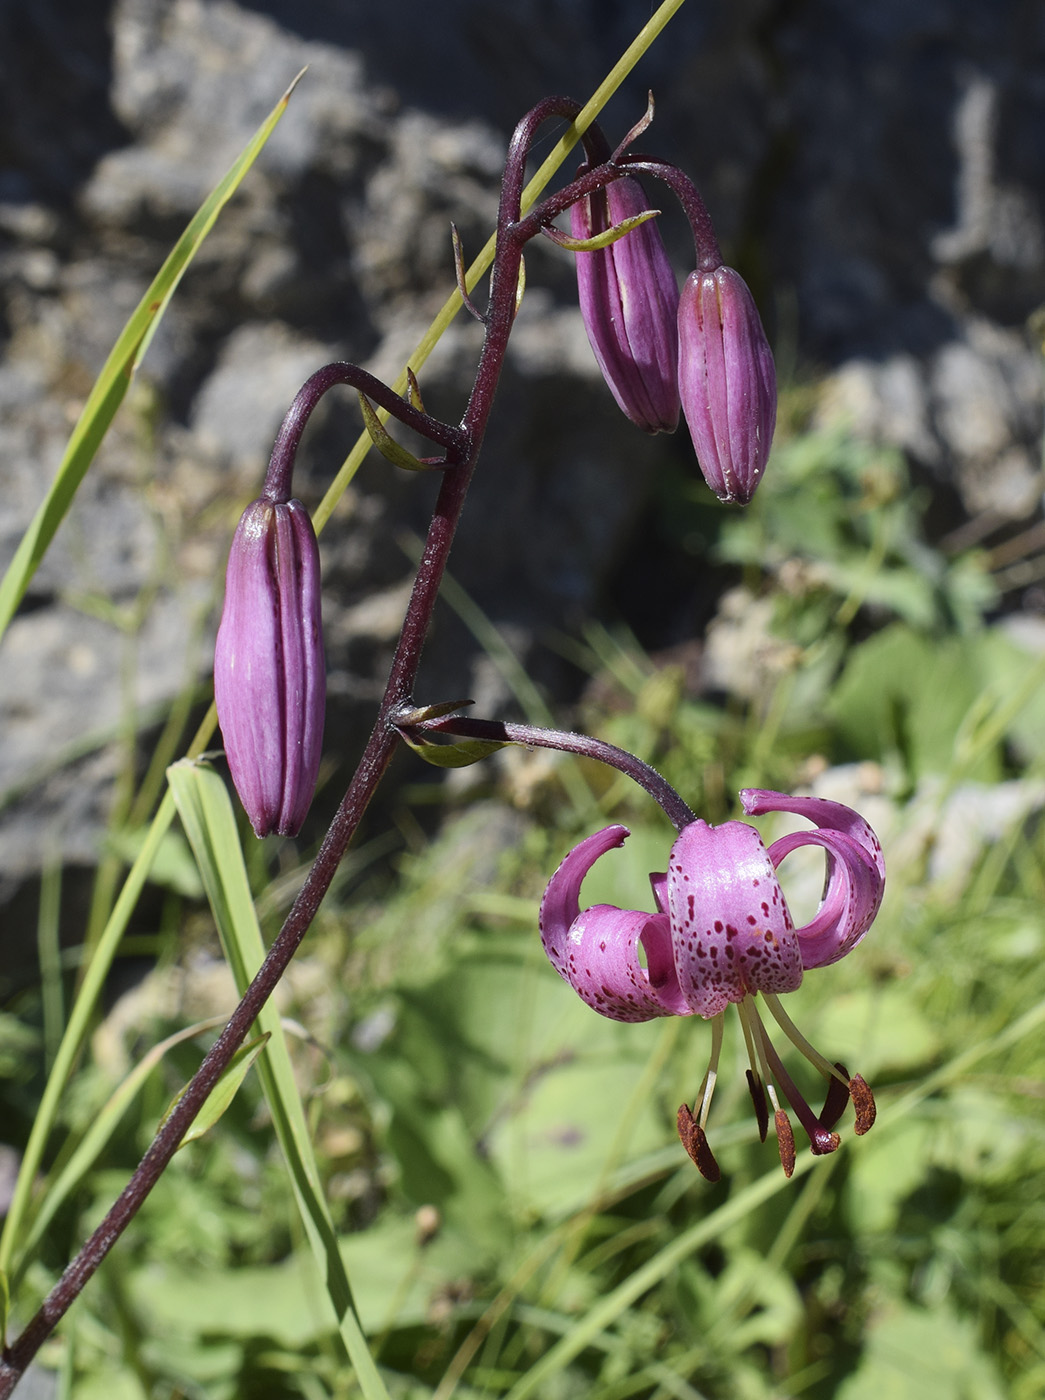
539 789 884 1180
214 494 325 838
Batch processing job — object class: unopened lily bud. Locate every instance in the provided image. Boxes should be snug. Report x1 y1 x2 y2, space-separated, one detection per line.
677 265 776 504
571 175 680 433
214 496 325 837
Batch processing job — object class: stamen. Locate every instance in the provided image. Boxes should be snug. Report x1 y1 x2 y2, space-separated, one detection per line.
677 1104 721 1182
696 1014 725 1129
774 1109 796 1178
739 997 779 1109
818 1061 852 1131
745 1069 769 1143
753 1006 841 1157
762 993 849 1087
848 1074 877 1134
736 999 770 1141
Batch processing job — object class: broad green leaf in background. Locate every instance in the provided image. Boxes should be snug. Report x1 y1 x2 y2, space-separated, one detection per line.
0 71 305 642
836 1303 1006 1400
826 622 1045 782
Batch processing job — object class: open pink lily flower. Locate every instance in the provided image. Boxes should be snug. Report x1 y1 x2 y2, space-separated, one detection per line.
539 789 884 1180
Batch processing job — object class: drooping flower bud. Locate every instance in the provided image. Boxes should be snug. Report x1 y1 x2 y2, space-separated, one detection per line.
677 265 777 504
214 496 325 837
571 175 680 433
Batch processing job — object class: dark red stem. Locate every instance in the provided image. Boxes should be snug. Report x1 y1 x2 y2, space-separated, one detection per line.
262 361 464 503
618 155 722 271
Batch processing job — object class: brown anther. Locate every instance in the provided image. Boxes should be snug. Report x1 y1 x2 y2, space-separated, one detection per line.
677 1104 721 1182
848 1074 877 1135
774 1109 796 1178
746 1069 769 1143
818 1063 852 1132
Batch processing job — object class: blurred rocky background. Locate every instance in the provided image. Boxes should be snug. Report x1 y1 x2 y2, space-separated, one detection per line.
1 0 1043 936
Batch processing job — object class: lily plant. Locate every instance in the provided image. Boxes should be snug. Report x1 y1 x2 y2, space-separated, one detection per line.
0 85 878 1396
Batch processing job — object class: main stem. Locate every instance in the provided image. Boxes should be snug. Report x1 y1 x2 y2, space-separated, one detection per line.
0 100 583 1400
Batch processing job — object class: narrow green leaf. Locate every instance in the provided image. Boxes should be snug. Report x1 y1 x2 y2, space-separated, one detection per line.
399 730 507 768
162 1033 269 1148
0 792 179 1280
20 1016 227 1262
0 71 305 642
0 1263 9 1347
167 757 391 1400
357 392 431 471
542 207 661 252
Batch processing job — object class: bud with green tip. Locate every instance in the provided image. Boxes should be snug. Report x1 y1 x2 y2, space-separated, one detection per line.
570 175 680 434
214 496 325 837
677 265 777 504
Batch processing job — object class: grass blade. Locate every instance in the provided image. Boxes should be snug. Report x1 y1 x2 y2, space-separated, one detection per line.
167 757 391 1400
0 792 179 1279
18 1016 228 1268
0 70 305 642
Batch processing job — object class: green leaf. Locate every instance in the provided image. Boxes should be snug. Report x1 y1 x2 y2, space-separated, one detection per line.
102 824 204 899
162 1033 269 1148
0 71 304 643
357 392 431 471
167 757 391 1400
836 1303 1006 1400
0 792 179 1281
0 1264 9 1347
542 207 661 252
399 729 507 768
19 1016 228 1260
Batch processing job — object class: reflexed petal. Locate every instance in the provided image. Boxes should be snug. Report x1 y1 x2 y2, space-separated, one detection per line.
739 789 886 968
540 826 688 1021
551 905 683 1021
667 820 803 1018
649 869 668 914
539 825 629 939
740 789 885 881
766 829 883 968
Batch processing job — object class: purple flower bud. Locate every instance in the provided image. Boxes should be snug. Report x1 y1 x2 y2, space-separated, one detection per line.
214 497 325 837
571 175 680 433
677 265 777 504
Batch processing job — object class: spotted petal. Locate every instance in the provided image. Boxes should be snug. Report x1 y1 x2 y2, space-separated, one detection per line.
667 820 803 1019
539 826 688 1021
740 789 885 883
739 790 886 969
